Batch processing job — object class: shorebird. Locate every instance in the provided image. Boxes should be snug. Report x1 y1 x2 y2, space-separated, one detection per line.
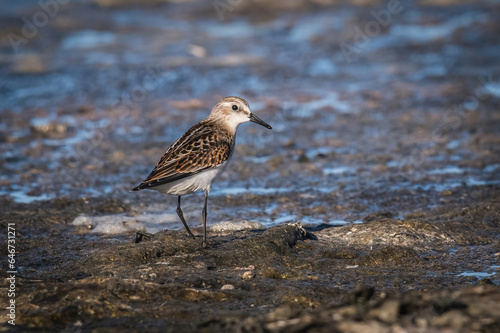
131 96 272 246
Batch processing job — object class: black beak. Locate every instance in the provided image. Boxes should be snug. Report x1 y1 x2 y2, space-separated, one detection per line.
249 113 272 129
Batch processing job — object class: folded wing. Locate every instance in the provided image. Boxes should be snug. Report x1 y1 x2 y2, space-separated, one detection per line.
131 122 232 191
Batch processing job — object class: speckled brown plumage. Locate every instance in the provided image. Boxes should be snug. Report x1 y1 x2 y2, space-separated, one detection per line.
132 120 234 191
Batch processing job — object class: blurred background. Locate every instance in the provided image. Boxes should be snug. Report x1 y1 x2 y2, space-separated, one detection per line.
1 0 499 229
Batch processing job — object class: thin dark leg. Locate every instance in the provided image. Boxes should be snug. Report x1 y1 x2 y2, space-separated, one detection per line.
202 190 209 247
176 196 195 239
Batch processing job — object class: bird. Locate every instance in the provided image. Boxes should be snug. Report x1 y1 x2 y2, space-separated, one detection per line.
131 96 272 246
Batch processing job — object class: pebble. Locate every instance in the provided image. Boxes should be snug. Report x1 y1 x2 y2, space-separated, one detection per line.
221 284 235 290
242 271 255 280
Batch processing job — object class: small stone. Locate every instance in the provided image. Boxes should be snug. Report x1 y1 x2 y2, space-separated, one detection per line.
221 284 235 290
441 190 453 196
242 271 255 280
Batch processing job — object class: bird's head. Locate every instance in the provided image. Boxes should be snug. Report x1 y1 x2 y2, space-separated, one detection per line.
209 96 272 132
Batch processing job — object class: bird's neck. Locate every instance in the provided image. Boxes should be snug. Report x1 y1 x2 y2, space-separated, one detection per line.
206 115 240 135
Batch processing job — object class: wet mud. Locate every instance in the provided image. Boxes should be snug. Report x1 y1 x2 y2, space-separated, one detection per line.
1 0 500 331
1 189 499 332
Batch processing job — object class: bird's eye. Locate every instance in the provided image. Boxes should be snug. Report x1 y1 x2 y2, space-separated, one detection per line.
232 105 238 111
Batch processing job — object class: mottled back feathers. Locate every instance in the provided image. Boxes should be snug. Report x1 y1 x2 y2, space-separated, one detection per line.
132 119 234 191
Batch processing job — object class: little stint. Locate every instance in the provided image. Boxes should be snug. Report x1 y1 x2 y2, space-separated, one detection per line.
131 96 272 246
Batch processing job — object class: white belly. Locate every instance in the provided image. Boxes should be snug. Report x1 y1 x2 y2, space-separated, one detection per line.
150 164 226 196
